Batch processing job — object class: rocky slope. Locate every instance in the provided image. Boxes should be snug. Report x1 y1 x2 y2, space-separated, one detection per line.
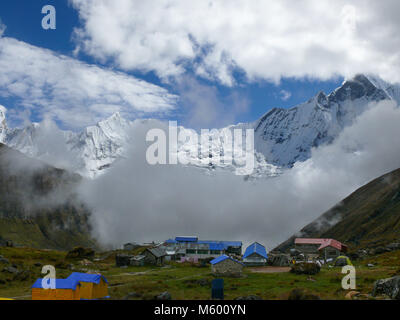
275 167 400 252
0 143 95 250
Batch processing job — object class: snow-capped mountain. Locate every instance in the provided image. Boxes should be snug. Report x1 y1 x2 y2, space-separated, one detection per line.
0 105 7 143
251 74 394 167
0 74 398 178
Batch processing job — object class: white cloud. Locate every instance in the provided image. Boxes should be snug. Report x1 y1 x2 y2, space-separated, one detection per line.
78 100 400 248
279 90 291 101
0 37 178 129
71 0 400 85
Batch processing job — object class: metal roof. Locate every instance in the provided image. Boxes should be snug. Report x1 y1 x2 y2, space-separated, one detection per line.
32 278 81 290
165 239 177 244
243 242 268 259
146 247 167 257
295 238 346 251
209 243 225 251
175 236 198 242
67 272 108 284
210 255 244 266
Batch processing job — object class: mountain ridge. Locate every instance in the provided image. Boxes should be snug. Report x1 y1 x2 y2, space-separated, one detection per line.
1 74 399 178
274 167 400 252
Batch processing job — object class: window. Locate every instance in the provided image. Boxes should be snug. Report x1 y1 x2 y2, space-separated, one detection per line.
197 250 209 255
186 249 196 254
210 250 221 254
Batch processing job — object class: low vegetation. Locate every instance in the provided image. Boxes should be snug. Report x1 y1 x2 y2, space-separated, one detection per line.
1 246 399 300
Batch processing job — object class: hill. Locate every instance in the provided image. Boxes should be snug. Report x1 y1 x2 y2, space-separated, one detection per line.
275 168 400 252
0 143 96 250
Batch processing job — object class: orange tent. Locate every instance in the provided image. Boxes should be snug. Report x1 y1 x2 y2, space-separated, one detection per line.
32 278 81 300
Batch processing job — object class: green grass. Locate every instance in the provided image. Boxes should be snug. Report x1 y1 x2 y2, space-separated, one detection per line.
1 247 399 300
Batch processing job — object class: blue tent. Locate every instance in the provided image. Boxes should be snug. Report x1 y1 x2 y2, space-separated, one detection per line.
67 272 108 284
243 242 268 259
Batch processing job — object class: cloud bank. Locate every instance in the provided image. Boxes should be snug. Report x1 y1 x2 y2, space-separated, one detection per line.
78 100 400 249
71 0 400 85
0 37 178 129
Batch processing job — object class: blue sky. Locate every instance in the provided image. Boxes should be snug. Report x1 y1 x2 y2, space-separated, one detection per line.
0 1 351 129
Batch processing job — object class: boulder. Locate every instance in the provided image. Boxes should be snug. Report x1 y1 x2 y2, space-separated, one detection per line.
345 291 360 300
235 295 262 300
372 276 400 299
66 247 95 259
123 292 142 300
290 262 320 275
288 288 321 300
2 266 18 274
0 255 10 264
372 247 391 255
386 243 400 251
13 269 31 281
155 291 172 300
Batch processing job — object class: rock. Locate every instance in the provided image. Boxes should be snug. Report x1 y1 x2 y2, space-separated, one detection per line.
290 262 320 275
345 291 360 300
0 255 10 264
66 247 95 260
196 279 210 287
288 288 321 300
123 292 142 300
80 259 93 266
155 291 172 300
234 295 262 300
386 243 400 251
372 247 391 255
372 276 400 299
367 263 375 268
13 270 31 281
2 266 18 274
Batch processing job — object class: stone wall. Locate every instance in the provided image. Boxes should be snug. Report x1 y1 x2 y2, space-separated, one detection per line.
212 259 243 277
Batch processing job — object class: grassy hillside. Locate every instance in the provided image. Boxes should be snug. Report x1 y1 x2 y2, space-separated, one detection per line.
0 143 96 250
276 168 400 252
1 246 400 300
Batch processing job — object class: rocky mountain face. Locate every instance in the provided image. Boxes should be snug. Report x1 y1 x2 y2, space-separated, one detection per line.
252 74 394 167
0 143 96 250
0 74 399 178
275 167 400 252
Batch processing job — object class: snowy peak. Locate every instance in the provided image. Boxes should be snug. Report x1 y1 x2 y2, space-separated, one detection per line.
253 74 394 167
328 74 388 103
1 74 399 178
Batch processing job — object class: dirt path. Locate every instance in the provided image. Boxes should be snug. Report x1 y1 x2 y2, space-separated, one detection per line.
249 266 291 273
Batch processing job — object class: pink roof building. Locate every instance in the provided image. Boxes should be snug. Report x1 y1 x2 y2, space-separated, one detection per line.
295 238 347 252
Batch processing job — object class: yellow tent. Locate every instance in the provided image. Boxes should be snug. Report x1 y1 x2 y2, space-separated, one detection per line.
334 255 353 267
67 273 108 300
31 279 81 300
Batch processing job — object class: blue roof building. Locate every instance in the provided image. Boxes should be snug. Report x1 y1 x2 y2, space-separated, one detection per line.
162 236 242 260
243 242 268 266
